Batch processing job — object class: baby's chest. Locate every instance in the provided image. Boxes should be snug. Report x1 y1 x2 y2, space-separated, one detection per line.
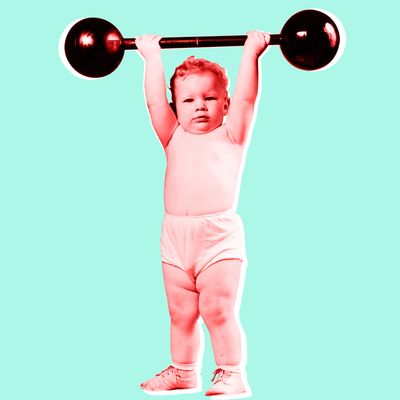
173 138 239 165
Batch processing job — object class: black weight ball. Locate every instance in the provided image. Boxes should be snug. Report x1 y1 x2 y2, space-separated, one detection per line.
280 9 341 71
64 17 124 78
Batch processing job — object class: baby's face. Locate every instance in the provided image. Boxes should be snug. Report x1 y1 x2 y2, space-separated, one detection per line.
174 72 229 134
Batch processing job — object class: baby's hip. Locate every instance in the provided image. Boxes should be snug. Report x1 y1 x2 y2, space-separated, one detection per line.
161 209 243 244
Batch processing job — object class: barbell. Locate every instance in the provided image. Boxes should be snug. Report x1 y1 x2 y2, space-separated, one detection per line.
60 9 345 79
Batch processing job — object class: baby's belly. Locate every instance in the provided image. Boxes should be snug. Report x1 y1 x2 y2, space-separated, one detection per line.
164 166 239 216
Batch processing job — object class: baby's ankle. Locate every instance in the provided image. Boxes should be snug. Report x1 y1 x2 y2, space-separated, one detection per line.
171 362 197 372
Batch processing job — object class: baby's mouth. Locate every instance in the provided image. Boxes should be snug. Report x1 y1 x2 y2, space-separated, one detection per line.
193 115 209 122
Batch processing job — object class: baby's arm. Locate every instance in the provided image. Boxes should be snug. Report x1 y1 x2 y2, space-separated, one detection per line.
135 35 178 148
226 31 270 145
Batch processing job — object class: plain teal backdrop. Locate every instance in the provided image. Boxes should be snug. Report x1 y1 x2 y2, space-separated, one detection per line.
1 0 399 399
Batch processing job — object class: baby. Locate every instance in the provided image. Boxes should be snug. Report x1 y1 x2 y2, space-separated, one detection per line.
135 31 269 397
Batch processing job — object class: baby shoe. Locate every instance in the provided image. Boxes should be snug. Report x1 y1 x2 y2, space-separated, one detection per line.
140 365 198 392
205 368 246 396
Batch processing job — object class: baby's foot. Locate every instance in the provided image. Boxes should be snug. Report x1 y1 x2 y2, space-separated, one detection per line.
140 365 198 393
205 368 246 397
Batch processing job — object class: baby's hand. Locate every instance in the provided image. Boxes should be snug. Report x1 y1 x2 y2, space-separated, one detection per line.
244 31 270 57
135 34 162 60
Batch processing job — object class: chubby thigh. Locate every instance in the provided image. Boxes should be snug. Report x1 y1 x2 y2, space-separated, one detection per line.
196 259 243 323
162 259 243 324
162 262 201 364
162 259 244 365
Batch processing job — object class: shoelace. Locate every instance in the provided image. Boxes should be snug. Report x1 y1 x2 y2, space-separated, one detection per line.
211 368 232 383
156 366 177 380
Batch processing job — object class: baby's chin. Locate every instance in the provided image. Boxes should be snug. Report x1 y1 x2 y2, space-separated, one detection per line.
182 122 221 135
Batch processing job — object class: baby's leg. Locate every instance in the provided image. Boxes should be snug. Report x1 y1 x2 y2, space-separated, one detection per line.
140 262 200 391
196 259 243 366
162 262 201 365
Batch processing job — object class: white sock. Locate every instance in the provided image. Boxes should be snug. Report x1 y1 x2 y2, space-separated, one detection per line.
217 364 241 373
171 362 197 371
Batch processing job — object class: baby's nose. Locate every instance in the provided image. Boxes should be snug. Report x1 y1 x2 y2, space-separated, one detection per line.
196 100 207 110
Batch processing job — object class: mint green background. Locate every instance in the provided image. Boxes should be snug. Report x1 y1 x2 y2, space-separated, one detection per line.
1 0 399 399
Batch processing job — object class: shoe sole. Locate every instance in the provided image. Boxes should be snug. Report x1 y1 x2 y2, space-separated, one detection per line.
141 386 202 396
206 391 252 400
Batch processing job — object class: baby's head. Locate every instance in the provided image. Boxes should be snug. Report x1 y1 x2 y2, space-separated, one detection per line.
170 56 229 103
169 56 230 134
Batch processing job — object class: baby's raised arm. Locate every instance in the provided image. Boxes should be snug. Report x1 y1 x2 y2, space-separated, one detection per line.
226 31 270 145
136 35 178 148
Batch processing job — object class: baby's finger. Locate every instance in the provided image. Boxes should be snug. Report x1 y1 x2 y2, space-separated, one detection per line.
136 35 151 45
247 30 266 43
246 30 258 38
255 30 265 39
152 34 162 44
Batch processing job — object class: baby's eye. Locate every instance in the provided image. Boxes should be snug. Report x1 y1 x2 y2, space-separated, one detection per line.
183 98 193 103
205 97 216 101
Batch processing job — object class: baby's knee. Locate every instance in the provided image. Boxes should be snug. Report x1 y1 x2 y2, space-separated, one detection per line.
168 303 199 328
199 298 235 326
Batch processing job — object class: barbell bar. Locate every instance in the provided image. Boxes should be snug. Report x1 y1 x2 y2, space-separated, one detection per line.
60 9 345 79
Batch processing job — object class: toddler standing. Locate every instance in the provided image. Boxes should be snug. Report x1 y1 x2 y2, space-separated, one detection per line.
135 30 269 397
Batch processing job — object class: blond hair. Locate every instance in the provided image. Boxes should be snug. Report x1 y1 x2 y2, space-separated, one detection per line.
169 56 229 102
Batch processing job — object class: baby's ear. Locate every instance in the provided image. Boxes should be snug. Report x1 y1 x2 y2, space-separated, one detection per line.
224 97 231 114
169 102 177 116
